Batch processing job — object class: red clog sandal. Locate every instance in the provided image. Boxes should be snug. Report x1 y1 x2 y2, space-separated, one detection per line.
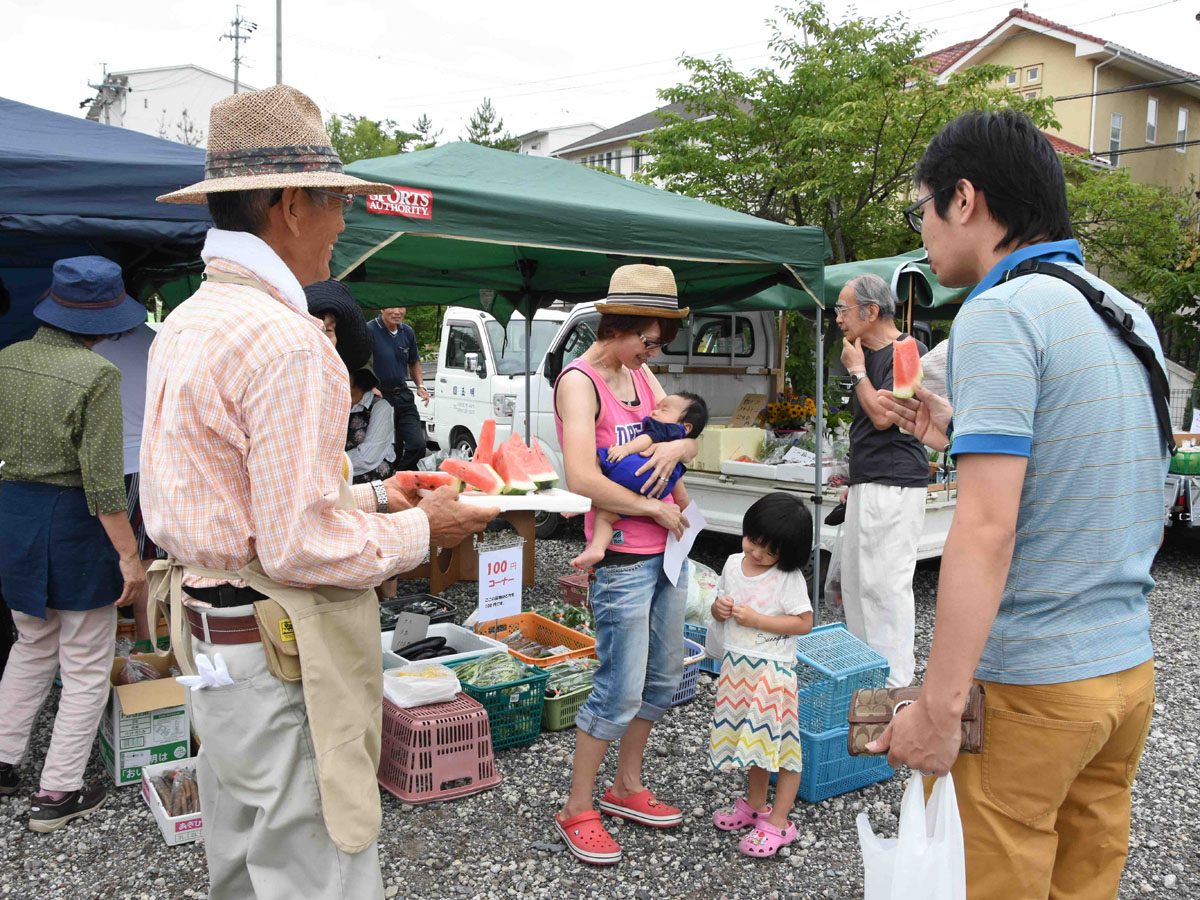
555 810 622 865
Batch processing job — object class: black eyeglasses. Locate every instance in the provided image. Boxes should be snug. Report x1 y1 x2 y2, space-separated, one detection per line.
903 193 936 235
311 188 355 211
638 332 668 350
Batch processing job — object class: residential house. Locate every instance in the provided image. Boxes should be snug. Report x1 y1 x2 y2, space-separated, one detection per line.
925 8 1199 192
551 102 703 176
85 64 255 148
516 122 605 157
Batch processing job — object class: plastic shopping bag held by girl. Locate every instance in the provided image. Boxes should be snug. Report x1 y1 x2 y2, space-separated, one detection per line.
856 775 966 900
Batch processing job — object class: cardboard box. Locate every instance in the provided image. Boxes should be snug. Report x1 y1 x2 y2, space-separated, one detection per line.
692 427 765 472
140 759 203 845
98 652 190 787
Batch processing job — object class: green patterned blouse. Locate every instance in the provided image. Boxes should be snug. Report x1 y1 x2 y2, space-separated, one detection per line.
0 326 126 515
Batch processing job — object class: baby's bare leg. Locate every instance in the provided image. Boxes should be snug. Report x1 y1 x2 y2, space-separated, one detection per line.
570 508 619 570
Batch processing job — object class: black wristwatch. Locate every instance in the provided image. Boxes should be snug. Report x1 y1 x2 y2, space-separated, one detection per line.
848 371 867 389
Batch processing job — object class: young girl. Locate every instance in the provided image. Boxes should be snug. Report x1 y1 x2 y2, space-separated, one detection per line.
708 493 813 858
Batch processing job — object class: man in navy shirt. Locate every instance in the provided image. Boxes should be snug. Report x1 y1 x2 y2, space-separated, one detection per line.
366 307 430 471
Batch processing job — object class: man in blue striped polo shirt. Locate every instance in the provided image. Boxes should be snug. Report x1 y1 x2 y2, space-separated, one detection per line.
873 110 1167 898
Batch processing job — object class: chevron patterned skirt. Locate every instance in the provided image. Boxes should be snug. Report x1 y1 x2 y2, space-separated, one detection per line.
708 652 803 774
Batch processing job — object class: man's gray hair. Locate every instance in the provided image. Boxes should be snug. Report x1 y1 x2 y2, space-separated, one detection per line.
850 273 898 320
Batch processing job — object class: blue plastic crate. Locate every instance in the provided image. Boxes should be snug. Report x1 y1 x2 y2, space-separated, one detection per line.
684 622 722 675
670 637 706 707
794 623 888 733
770 725 894 802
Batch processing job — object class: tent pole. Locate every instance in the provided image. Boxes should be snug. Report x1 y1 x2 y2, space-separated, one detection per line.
812 307 823 626
524 301 533 444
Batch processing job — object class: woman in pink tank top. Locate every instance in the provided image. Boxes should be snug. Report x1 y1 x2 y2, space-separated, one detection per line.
550 265 700 867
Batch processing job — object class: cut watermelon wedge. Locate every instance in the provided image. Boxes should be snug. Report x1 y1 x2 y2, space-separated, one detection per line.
392 471 461 492
493 436 536 494
891 335 924 400
527 439 559 490
439 458 504 495
473 419 497 467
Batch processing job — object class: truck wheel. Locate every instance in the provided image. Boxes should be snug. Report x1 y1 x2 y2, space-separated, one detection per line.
534 511 561 540
451 430 476 456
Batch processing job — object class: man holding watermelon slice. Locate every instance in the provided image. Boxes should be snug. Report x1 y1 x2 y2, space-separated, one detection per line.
872 109 1168 899
835 273 929 690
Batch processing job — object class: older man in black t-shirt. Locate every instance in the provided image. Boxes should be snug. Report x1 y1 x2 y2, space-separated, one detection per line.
835 274 928 687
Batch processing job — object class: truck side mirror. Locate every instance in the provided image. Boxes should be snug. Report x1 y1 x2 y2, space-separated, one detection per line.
464 352 487 378
545 346 563 383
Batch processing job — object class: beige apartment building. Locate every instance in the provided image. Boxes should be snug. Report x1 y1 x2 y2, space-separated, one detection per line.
926 9 1199 191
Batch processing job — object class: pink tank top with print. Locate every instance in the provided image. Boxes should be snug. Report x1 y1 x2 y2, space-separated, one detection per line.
554 358 672 555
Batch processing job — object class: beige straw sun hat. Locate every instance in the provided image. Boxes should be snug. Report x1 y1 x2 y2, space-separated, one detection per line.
156 84 392 204
594 264 689 319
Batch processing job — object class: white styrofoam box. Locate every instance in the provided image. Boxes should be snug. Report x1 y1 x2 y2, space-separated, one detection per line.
140 759 203 845
381 622 507 669
692 427 766 472
719 459 835 484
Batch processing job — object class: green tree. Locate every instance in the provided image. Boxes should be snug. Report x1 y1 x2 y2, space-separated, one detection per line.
326 114 419 164
463 97 519 152
638 0 1055 264
412 113 442 152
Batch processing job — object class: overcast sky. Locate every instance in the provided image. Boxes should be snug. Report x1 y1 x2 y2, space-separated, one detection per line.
3 0 1197 140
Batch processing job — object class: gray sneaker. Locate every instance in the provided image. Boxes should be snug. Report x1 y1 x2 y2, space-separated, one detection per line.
28 785 107 833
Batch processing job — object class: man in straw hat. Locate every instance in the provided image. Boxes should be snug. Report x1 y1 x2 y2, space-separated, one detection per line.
141 85 497 899
551 264 699 865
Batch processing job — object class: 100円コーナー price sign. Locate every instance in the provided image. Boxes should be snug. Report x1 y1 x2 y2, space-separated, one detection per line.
477 542 523 622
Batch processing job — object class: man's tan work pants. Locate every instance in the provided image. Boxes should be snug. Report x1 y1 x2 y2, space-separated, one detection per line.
935 660 1155 899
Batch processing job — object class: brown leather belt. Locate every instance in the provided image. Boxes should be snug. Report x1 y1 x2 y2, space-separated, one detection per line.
185 606 262 645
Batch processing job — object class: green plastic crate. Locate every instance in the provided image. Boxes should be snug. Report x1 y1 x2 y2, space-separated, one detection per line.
448 659 549 751
1169 449 1200 475
542 685 594 732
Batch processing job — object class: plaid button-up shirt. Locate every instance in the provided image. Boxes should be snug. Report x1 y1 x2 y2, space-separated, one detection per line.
141 248 429 589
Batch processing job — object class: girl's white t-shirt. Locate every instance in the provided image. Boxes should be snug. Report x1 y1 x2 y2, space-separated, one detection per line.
718 553 812 663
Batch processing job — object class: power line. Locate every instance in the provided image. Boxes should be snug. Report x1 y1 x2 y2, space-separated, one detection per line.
1054 76 1200 102
221 5 257 94
1108 137 1200 155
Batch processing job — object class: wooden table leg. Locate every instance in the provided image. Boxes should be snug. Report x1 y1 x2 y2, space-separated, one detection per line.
396 512 538 592
503 511 537 587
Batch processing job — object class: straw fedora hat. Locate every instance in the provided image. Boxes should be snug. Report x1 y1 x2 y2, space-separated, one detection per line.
595 264 689 319
157 85 392 204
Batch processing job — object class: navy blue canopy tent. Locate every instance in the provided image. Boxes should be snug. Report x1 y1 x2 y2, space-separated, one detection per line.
0 96 210 348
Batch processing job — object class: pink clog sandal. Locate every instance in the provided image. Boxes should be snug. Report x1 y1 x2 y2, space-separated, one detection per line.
713 796 771 831
739 820 797 858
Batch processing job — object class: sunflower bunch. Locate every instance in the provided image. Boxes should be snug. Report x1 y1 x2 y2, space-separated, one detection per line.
759 389 818 430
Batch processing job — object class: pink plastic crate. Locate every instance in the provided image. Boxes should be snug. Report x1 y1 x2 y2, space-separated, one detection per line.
377 693 501 804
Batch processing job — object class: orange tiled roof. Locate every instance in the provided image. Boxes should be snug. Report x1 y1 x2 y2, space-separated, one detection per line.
1042 132 1091 156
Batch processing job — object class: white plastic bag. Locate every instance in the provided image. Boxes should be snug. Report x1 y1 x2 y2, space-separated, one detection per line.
825 524 844 608
857 775 966 900
684 559 720 624
383 663 461 708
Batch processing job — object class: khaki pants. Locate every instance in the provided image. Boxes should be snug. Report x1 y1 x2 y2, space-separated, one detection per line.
188 614 383 900
936 660 1155 900
0 605 116 792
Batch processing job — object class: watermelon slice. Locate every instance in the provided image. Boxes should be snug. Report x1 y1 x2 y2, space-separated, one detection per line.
526 439 559 490
473 419 497 467
439 458 504 495
492 436 536 494
891 335 924 400
392 471 461 492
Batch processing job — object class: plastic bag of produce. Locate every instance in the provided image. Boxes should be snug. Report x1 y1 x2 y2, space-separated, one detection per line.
383 663 461 708
684 560 719 625
825 524 844 609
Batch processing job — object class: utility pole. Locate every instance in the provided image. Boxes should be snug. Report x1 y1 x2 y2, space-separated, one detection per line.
276 0 282 84
85 64 128 125
221 6 257 94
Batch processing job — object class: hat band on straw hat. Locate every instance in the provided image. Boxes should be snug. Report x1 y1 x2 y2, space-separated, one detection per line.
205 144 345 181
603 291 681 311
40 288 126 310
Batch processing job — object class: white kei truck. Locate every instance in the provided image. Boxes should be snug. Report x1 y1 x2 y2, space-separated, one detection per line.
416 303 957 557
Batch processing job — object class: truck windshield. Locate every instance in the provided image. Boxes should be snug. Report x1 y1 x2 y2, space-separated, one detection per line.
485 319 560 375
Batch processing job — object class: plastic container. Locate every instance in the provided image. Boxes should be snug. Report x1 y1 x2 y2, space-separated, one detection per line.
669 637 706 707
474 613 596 667
794 623 889 733
542 685 593 732
382 623 507 669
684 622 722 676
380 593 457 631
1169 449 1200 475
557 571 590 609
448 658 550 751
796 725 894 803
377 693 501 804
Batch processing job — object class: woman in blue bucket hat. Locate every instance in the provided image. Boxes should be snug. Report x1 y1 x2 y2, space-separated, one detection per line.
0 256 150 833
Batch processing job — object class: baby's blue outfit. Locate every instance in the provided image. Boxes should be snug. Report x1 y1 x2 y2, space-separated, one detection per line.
597 417 688 495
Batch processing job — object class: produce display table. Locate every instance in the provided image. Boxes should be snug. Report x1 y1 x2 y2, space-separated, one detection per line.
397 489 590 594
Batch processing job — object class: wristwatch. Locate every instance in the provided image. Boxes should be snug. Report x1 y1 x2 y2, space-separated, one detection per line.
370 480 389 513
848 370 867 389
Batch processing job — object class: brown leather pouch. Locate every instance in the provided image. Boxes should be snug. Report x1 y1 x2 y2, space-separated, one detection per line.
847 683 986 756
253 598 302 682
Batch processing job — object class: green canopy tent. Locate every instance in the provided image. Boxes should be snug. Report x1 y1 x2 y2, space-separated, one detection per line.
823 249 971 326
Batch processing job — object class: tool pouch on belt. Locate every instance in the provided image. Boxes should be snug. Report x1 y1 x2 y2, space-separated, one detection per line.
847 683 986 756
253 598 302 682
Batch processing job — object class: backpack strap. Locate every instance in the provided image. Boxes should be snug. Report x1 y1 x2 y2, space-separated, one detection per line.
1001 259 1176 456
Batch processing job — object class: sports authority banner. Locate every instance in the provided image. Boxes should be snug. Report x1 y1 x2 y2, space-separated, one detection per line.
366 186 433 219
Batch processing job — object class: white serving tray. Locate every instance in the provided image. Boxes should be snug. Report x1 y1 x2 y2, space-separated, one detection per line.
454 487 592 513
719 459 833 485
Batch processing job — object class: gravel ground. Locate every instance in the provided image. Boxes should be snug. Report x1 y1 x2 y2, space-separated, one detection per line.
1 519 1197 900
